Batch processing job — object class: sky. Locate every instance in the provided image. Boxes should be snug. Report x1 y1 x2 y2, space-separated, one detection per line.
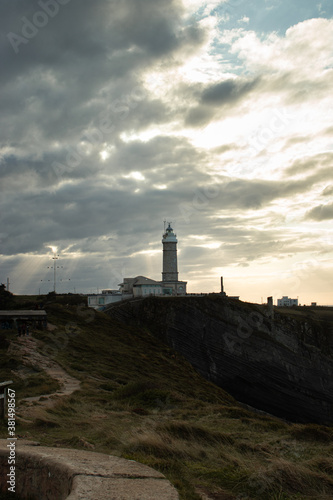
0 0 333 305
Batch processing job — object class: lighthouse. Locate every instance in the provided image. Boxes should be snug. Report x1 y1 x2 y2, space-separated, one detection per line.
162 223 178 282
117 223 187 298
161 223 187 295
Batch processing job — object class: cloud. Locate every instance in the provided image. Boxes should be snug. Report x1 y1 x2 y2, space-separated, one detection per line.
184 77 260 126
284 153 333 177
322 185 333 197
306 203 333 221
0 1 332 304
226 18 333 75
201 78 259 104
238 16 250 24
0 0 206 146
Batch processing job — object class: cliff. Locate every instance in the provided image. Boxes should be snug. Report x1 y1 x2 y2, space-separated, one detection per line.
106 295 333 425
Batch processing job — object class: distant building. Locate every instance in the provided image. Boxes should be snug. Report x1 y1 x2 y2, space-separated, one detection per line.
0 310 47 330
277 296 298 307
119 276 162 297
87 290 122 309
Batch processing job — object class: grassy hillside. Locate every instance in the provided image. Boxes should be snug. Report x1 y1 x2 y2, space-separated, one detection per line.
1 296 333 499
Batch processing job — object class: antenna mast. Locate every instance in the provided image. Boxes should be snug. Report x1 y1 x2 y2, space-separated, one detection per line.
46 253 62 293
52 254 59 293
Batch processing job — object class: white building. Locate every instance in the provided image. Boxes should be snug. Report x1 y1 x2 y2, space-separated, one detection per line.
277 296 298 307
119 276 163 297
87 290 123 309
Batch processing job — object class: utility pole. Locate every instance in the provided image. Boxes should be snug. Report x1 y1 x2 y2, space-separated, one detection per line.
52 255 58 293
43 254 71 294
46 254 62 293
6 278 10 292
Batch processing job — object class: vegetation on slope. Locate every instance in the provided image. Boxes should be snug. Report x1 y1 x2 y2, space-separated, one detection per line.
0 295 333 499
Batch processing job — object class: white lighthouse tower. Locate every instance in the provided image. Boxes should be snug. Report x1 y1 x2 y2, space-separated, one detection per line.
162 223 178 282
161 222 187 295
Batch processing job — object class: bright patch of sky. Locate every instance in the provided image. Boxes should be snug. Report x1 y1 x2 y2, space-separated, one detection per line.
215 0 333 34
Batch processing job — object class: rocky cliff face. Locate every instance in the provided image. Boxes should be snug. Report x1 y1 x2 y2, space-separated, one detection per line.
106 296 333 425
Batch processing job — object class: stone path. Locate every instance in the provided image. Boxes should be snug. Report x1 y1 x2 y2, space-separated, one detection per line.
3 337 180 499
7 336 80 419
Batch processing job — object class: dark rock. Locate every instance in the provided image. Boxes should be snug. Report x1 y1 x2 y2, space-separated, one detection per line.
106 296 333 425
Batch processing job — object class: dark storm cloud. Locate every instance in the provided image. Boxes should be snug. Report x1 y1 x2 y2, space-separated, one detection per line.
0 177 206 255
0 0 207 211
202 174 324 211
184 77 260 126
1 0 196 69
1 128 329 257
1 0 332 300
201 78 260 104
0 134 209 193
0 0 204 145
106 135 208 174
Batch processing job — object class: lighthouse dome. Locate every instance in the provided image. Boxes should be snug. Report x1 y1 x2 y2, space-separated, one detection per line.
162 222 177 242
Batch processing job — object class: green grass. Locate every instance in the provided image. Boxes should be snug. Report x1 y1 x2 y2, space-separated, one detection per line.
0 296 333 500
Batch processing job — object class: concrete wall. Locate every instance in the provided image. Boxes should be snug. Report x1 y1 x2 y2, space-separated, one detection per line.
0 441 179 500
0 446 72 499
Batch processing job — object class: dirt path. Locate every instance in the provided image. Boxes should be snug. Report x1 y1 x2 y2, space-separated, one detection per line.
8 336 81 420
